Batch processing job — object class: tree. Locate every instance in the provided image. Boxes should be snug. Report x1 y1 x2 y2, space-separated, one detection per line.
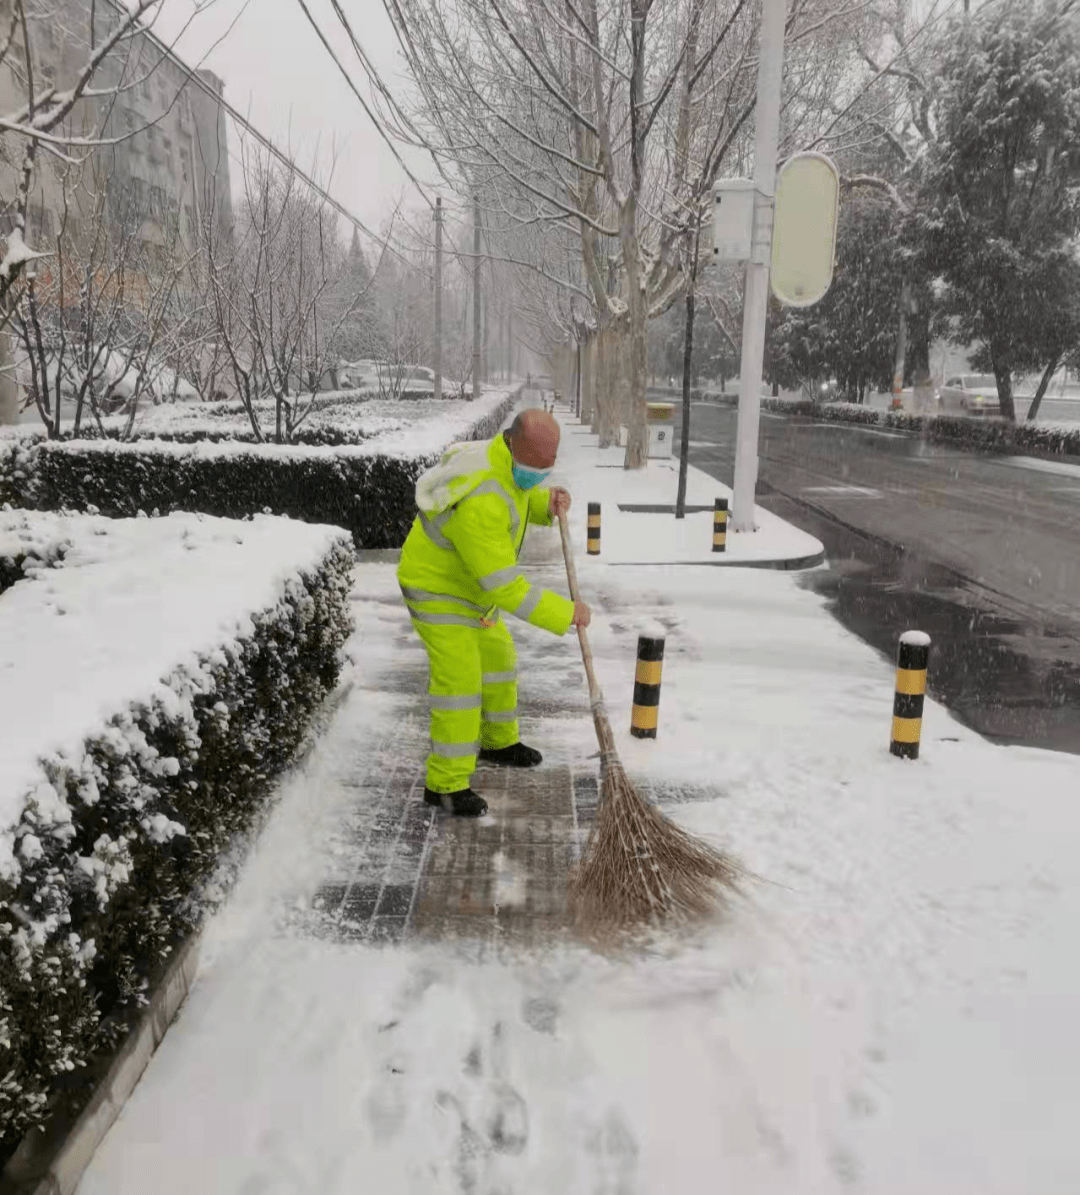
0 0 199 425
772 193 904 400
384 0 769 464
909 1 1080 421
15 162 195 438
323 227 374 363
204 144 377 441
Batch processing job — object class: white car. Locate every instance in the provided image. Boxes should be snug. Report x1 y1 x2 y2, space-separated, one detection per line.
938 374 1002 416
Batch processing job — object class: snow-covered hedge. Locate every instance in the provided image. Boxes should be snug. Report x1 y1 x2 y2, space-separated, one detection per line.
0 510 353 1156
0 388 519 549
753 397 1080 456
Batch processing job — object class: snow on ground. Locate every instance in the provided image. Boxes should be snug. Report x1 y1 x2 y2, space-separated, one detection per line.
77 418 1080 1193
5 387 517 458
0 510 350 864
534 412 823 566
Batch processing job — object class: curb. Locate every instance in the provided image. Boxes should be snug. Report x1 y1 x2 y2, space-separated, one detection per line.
355 548 402 564
610 550 826 571
0 931 203 1195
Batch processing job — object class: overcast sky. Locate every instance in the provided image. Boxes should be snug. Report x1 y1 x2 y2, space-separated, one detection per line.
155 0 434 241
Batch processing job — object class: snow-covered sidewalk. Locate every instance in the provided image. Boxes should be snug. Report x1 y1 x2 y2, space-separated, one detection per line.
550 401 824 566
77 505 1080 1192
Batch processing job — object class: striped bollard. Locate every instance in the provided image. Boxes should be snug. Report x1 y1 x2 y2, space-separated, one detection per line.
713 497 728 553
587 502 601 556
630 634 664 739
891 631 931 759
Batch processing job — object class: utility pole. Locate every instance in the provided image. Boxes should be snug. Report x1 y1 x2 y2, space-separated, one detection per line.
434 197 443 402
731 0 787 533
472 194 482 400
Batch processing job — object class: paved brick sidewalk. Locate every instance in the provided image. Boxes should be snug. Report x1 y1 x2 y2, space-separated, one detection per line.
304 559 602 956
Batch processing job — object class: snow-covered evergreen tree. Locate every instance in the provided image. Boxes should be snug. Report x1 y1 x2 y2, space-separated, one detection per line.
911 0 1080 421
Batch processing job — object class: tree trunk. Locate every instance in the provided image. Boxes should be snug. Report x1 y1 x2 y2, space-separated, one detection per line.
1025 353 1061 422
575 340 582 417
906 292 932 410
591 329 604 436
0 330 18 426
991 347 1017 422
580 334 593 422
622 289 649 468
892 281 910 406
598 327 621 448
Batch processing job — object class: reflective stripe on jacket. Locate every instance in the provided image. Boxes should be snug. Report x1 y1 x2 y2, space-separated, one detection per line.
397 433 575 636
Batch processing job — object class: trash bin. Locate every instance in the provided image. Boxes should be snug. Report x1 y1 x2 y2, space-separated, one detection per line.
646 401 675 458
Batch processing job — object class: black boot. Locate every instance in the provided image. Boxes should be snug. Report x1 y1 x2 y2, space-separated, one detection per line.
424 787 488 817
478 742 543 768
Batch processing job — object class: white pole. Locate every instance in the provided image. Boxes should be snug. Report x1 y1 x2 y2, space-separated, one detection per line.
731 0 787 533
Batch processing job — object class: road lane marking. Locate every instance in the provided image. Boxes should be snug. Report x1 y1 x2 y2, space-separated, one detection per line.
802 486 884 498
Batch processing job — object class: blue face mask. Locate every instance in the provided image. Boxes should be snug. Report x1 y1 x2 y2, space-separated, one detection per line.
511 456 551 494
511 461 553 490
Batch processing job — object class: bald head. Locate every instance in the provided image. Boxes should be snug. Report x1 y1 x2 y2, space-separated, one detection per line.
506 408 560 469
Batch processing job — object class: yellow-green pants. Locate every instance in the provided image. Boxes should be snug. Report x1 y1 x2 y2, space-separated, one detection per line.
411 615 520 794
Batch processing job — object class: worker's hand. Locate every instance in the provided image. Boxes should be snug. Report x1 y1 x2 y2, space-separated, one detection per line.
548 487 571 519
571 600 592 628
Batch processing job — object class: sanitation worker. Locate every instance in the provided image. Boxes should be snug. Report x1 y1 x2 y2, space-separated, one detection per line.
397 408 591 816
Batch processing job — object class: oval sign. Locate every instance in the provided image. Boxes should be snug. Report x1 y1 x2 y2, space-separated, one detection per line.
770 152 840 308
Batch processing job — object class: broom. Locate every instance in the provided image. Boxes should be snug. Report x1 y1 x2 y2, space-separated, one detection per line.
557 510 743 936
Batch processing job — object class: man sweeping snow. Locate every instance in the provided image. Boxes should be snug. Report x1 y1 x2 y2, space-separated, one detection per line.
397 408 591 816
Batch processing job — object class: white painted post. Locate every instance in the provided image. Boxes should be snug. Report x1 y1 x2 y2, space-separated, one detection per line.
731 0 787 533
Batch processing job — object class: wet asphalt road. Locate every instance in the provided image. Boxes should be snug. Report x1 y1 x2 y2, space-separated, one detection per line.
674 402 1080 754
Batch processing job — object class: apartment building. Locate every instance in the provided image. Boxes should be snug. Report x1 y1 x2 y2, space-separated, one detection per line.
0 0 232 264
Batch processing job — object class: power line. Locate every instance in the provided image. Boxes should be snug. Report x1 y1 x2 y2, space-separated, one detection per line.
292 0 434 209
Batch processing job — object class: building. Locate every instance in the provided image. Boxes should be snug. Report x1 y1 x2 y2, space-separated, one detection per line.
0 0 232 269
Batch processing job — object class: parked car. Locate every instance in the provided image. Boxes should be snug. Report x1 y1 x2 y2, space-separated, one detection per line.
346 360 458 397
938 374 1002 416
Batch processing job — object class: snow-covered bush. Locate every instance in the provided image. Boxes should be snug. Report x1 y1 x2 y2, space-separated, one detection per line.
1015 422 1080 458
0 512 353 1156
0 389 518 549
761 396 815 417
817 402 880 425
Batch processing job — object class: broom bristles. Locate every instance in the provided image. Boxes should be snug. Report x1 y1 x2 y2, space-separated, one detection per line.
570 703 743 937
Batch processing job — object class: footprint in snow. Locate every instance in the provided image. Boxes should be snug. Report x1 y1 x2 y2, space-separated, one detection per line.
586 1106 640 1195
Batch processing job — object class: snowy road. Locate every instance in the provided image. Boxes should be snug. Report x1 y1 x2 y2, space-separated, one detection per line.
678 404 1080 753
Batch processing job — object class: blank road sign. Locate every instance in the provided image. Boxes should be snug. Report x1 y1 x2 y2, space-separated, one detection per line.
771 152 840 307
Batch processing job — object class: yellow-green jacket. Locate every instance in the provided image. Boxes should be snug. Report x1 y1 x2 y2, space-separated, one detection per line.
397 433 575 636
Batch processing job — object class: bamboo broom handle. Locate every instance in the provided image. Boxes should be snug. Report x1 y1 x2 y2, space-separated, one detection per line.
558 509 603 706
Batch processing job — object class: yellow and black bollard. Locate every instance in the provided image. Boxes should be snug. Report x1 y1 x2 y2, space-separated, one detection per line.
890 631 931 759
587 502 601 556
631 634 665 739
713 497 728 553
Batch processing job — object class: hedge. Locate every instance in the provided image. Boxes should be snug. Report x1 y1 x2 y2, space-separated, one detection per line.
700 394 1080 459
0 389 518 549
0 520 354 1160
